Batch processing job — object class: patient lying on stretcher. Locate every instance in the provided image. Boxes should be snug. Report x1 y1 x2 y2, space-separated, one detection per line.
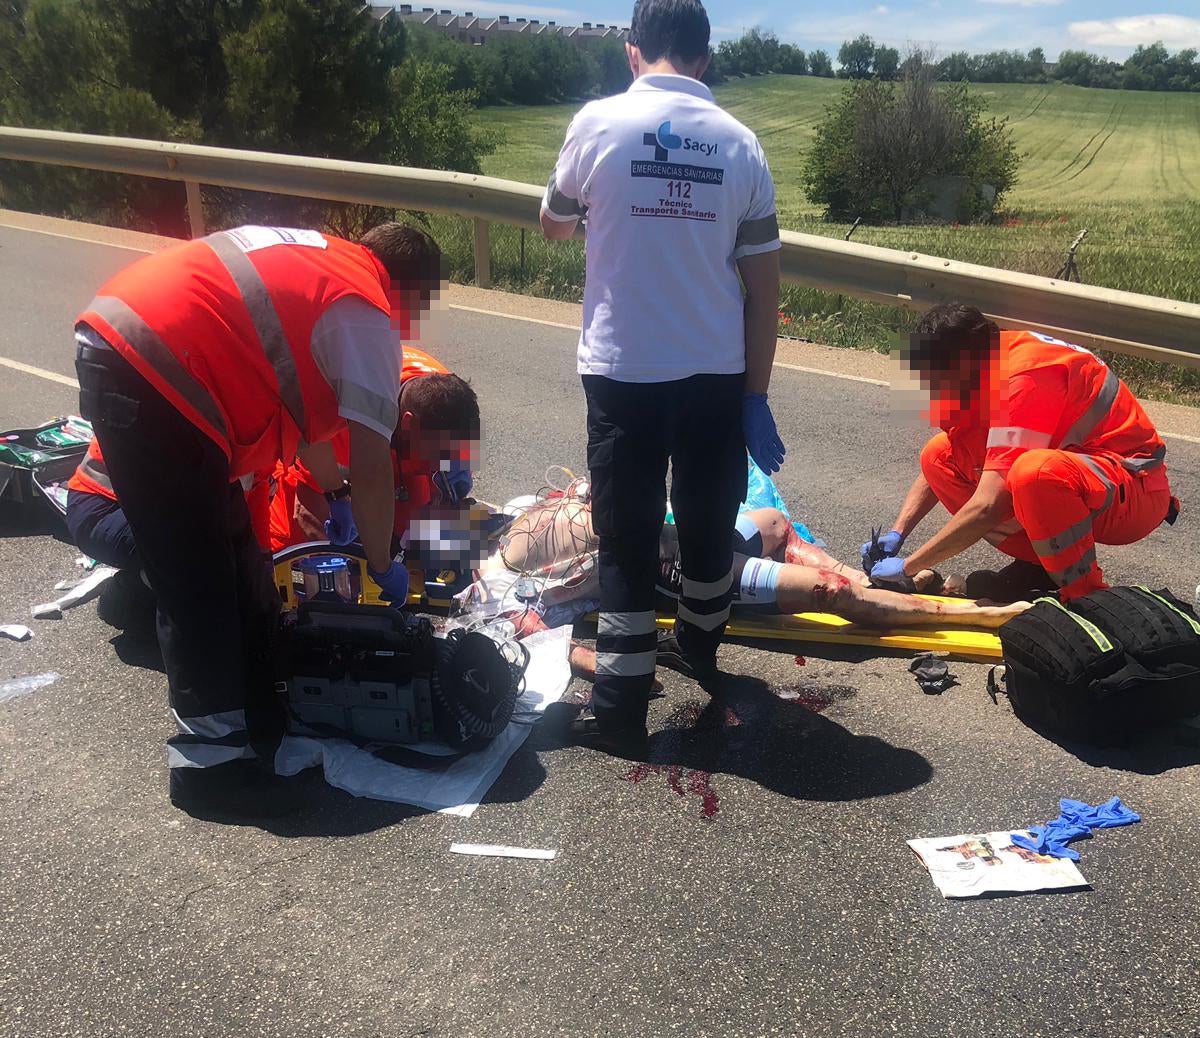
496 498 1029 630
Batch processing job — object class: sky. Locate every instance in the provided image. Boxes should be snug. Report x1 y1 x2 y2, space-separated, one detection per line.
447 0 1200 60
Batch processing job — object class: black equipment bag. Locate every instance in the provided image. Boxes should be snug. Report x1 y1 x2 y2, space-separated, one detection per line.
999 587 1200 746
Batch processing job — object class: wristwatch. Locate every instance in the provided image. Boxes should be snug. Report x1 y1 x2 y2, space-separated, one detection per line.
323 480 352 503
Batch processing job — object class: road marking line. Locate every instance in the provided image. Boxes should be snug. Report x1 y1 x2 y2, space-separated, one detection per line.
447 303 582 332
774 361 889 387
0 356 79 389
1 351 1198 446
0 219 157 254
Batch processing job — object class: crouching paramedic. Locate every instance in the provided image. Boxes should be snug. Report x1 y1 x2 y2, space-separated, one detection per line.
269 347 478 554
74 222 444 816
868 303 1177 602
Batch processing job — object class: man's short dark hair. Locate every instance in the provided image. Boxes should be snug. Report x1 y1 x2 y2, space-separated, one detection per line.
398 373 481 443
359 223 444 294
905 302 999 373
629 0 710 64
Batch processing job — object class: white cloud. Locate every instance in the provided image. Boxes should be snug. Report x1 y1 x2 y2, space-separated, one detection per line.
1069 14 1200 49
874 5 890 13
789 9 1003 49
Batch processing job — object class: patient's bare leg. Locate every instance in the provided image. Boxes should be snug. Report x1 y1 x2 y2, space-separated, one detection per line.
773 563 1027 629
742 508 872 586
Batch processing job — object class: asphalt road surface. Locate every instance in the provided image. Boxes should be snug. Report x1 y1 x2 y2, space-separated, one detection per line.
1 221 1199 1038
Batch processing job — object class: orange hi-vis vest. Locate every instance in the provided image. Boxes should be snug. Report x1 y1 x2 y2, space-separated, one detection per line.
67 438 116 501
77 227 393 479
975 330 1166 474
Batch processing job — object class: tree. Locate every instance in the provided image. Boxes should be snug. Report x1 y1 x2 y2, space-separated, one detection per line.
802 60 1020 223
873 44 899 80
838 34 875 79
774 43 808 75
809 49 834 78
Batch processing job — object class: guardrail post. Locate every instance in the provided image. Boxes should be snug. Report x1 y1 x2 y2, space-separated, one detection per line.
184 180 205 239
472 217 491 289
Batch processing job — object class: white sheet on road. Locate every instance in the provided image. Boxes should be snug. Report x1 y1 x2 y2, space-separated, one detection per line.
274 626 572 816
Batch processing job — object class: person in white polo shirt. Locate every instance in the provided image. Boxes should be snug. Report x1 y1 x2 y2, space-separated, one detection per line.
540 0 783 754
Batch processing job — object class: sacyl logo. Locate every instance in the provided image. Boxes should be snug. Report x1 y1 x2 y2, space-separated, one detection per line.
642 120 716 161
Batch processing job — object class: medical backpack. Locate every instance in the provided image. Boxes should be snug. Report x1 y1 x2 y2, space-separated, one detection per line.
997 586 1200 746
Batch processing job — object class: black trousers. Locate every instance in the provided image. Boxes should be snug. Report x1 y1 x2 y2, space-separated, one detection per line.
583 373 747 728
75 344 282 770
65 489 140 572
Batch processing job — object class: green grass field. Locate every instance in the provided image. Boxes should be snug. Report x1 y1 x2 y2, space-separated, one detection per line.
451 78 1200 399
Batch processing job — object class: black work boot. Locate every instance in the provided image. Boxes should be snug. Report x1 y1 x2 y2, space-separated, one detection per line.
659 624 722 691
169 758 306 819
565 704 650 761
965 559 1058 604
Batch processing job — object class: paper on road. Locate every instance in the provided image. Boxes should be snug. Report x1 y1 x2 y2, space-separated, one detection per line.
908 830 1088 898
450 844 558 860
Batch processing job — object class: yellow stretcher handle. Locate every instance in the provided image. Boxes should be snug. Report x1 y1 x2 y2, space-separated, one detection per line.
270 541 423 609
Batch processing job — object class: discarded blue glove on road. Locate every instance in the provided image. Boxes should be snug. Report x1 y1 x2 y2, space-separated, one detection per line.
743 394 786 475
870 555 915 594
325 497 358 546
1011 797 1141 861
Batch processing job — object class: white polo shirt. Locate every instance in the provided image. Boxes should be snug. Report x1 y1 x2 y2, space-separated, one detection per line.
542 74 780 383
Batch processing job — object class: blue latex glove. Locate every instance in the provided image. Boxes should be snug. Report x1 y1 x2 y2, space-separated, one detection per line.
743 394 786 475
1011 797 1140 860
869 555 915 593
1060 796 1142 830
433 464 473 505
369 560 410 604
861 529 904 570
324 497 358 546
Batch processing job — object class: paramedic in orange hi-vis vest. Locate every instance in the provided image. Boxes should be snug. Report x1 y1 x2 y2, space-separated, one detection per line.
73 223 445 818
865 303 1178 604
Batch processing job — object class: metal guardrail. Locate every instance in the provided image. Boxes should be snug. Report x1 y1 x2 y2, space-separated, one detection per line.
3 125 1200 366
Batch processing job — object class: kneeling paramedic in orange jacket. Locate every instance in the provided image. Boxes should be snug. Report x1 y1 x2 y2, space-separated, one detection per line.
74 222 444 816
268 347 478 552
866 303 1177 603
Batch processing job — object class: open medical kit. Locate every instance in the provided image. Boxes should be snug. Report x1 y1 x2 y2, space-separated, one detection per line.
0 416 93 513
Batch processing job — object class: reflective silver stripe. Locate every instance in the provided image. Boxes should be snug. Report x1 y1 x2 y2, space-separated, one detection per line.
544 174 585 219
87 295 230 441
79 452 113 494
1058 368 1119 448
595 650 658 677
681 567 734 601
329 378 400 434
1048 545 1098 588
204 232 307 434
677 602 732 632
597 610 657 637
172 708 248 740
167 743 255 769
1030 453 1116 556
735 214 780 249
986 426 1053 450
1120 443 1166 474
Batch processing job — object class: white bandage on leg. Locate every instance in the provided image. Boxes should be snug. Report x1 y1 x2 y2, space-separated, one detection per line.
736 555 783 605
